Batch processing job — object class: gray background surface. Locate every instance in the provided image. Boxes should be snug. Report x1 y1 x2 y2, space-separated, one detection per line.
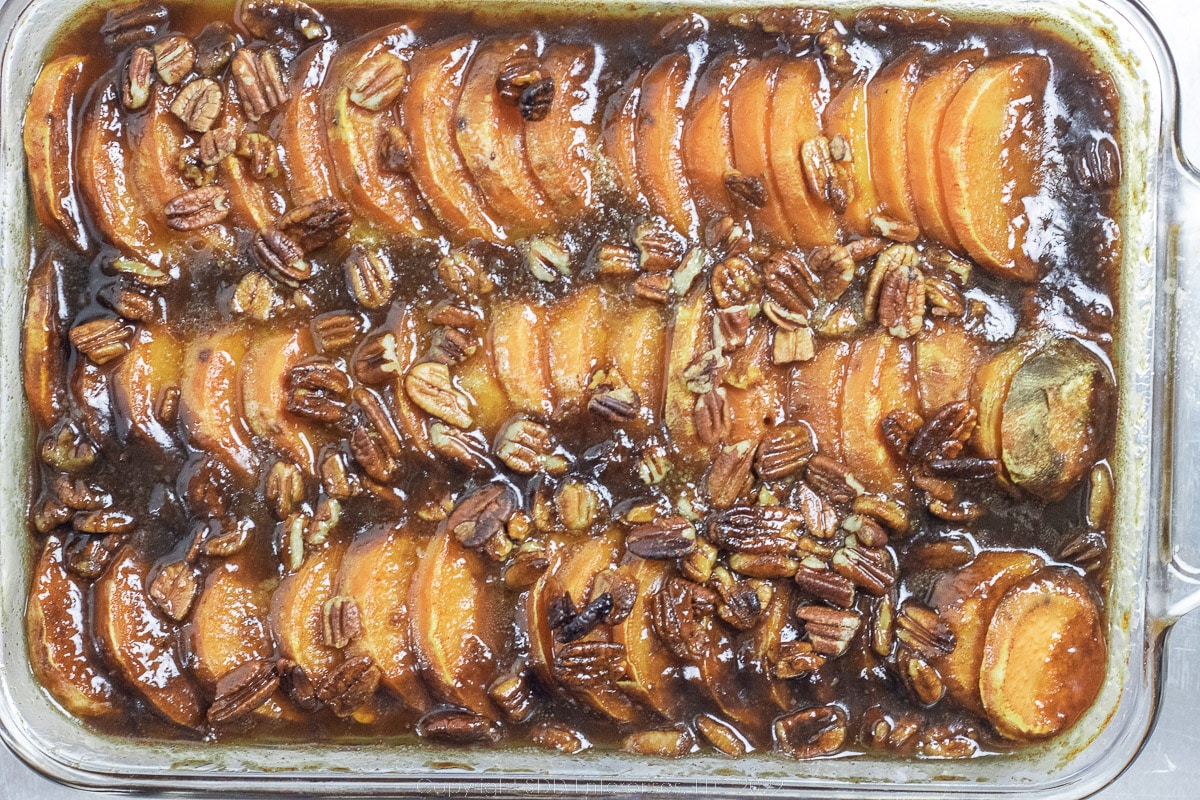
3 0 1199 796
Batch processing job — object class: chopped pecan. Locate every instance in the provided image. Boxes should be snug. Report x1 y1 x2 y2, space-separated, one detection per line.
804 455 862 503
122 46 154 110
165 185 229 230
796 605 861 656
622 726 695 758
322 594 363 649
712 568 770 630
554 641 627 688
774 705 849 759
831 536 896 596
588 369 641 422
496 418 568 474
101 3 167 49
231 47 289 121
446 483 517 548
529 721 590 754
316 654 380 717
895 601 955 659
153 34 195 85
405 361 474 429
709 505 805 555
817 27 854 79
207 659 279 724
724 170 768 209
794 564 856 609
650 575 717 660
149 560 198 621
194 22 237 76
627 516 697 560
70 317 133 365
708 439 756 509
287 358 350 422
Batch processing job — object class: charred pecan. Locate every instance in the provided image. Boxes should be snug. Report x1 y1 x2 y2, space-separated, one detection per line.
207 659 279 724
554 641 627 688
518 74 554 121
446 483 517 548
709 505 805 555
231 47 289 121
194 22 236 76
165 185 229 230
556 593 613 643
908 401 977 465
496 418 568 474
405 361 474 429
149 560 198 621
437 250 495 299
774 705 849 759
895 601 955 659
277 198 351 252
346 50 407 110
794 564 856 609
153 34 195 85
627 516 697 559
265 460 305 519
622 726 695 758
316 654 380 717
322 594 363 649
122 46 154 110
101 3 167 49
708 439 756 509
808 244 856 300
429 423 492 473
417 707 502 744
831 536 896 597
287 358 350 422
70 317 133 365
927 456 998 480
796 605 861 656
529 721 590 754
241 0 329 42
724 170 768 209
804 455 862 503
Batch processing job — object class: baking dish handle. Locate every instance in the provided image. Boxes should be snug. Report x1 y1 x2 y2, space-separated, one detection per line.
1158 151 1200 623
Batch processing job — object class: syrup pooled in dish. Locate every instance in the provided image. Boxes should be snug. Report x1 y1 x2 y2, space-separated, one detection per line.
21 1 1121 758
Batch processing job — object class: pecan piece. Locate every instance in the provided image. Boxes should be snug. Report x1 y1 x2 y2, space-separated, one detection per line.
405 361 474 429
708 505 805 555
122 46 154 110
556 593 613 643
588 369 641 422
316 654 380 717
774 705 849 759
518 74 554 121
40 422 97 473
714 305 751 352
711 255 764 308
277 198 351 252
650 576 717 660
417 707 502 744
437 250 495 299
203 517 255 557
496 418 568 475
712 568 770 630
808 244 856 300
796 605 861 656
622 726 696 758
70 317 133 365
277 658 319 712
724 170 768 209
626 516 697 559
881 408 924 456
165 185 229 230
207 659 279 724
855 6 952 35
554 641 627 688
429 422 492 473
895 601 955 659
265 459 305 519
804 455 862 503
496 55 547 105
237 132 281 179
489 664 536 724
899 649 946 707
908 400 977 464
793 564 856 609
773 641 828 679
347 50 408 110
241 0 329 42
287 358 350 422
446 483 517 548
694 714 750 757
755 423 817 481
529 721 590 754
101 3 168 49
170 77 223 133
1060 530 1107 576
153 34 196 85
427 326 478 366
149 560 198 621
231 47 289 121
322 594 363 649
708 439 756 509
344 247 395 310
831 536 897 596
73 508 135 534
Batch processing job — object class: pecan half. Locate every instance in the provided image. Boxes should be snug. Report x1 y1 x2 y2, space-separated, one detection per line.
899 649 946 707
207 659 279 724
895 601 955 659
712 255 764 309
322 594 363 649
74 508 136 534
831 536 897 596
774 705 848 759
70 318 133 365
632 272 671 303
554 641 627 688
237 132 281 179
595 241 640 275
634 222 684 273
530 721 590 753
347 50 408 110
588 369 641 422
867 244 924 338
101 3 167 49
427 326 478 366
429 422 492 473
277 198 351 252
496 418 568 474
40 423 97 473
708 439 757 509
808 244 856 300
405 361 474 429
804 455 862 504
231 47 289 121
773 640 828 679
153 34 195 85
417 707 502 744
626 516 697 559
437 250 495 299
709 505 805 555
122 46 154 110
241 0 329 42
265 460 305 519
855 6 952 35
908 401 977 465
755 423 817 481
350 423 400 483
316 654 380 717
446 483 517 548
165 185 229 230
801 136 852 213
230 271 278 321
793 564 856 609
712 568 770 630
622 726 696 758
199 126 237 166
694 388 731 445
171 78 223 133
796 605 861 656
650 576 717 660
149 560 198 621
773 326 815 364
724 170 768 209
343 247 395 310
287 358 350 422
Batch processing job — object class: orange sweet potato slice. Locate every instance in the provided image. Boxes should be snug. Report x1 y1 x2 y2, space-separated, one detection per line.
27 533 121 718
682 53 749 222
769 56 839 247
402 36 506 242
548 284 608 416
636 52 699 236
240 325 327 475
824 74 881 236
915 321 987 417
979 568 1105 740
279 41 343 206
600 66 644 205
22 252 67 429
489 298 553 417
607 301 668 422
95 546 203 729
270 538 348 683
456 346 512 439
788 338 851 458
337 525 434 712
71 356 116 447
970 336 1046 467
24 54 90 250
456 36 555 236
867 48 923 225
111 325 183 460
741 581 798 714
526 43 601 218
664 286 714 459
841 332 917 498
409 529 506 717
729 58 793 243
325 25 431 237
612 556 685 718
724 326 787 444
217 99 287 231
693 620 774 745
907 50 980 251
180 327 259 481
929 550 1045 715
940 55 1050 281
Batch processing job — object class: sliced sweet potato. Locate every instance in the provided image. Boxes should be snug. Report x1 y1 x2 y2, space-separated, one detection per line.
77 81 162 264
489 298 553 417
337 525 434 712
971 336 1045 466
979 568 1105 740
788 339 851 458
939 56 1050 281
409 529 506 717
841 332 916 498
724 327 787 444
24 54 90 250
219 92 287 231
682 53 749 222
270 538 348 683
907 51 980 251
768 56 839 246
548 284 608 416
279 42 343 206
607 301 668 421
72 356 116 448
915 321 986 417
112 325 184 460
867 48 923 225
95 546 203 729
664 286 713 458
824 74 881 236
240 325 327 475
526 43 601 218
729 58 793 243
401 36 506 242
612 556 684 718
188 556 277 690
180 327 259 481
27 533 120 719
600 66 644 204
22 252 67 429
929 550 1045 715
456 346 512 439
456 36 555 236
325 25 431 237
525 537 568 691
694 620 774 745
636 52 699 236
741 581 797 714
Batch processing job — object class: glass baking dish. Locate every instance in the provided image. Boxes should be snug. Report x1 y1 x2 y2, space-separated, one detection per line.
0 0 1197 796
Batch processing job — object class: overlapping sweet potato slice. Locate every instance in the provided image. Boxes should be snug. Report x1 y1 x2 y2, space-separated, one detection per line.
279 41 343 206
867 48 922 225
72 356 116 448
907 50 980 251
740 581 798 714
270 538 348 683
548 284 608 416
940 55 1050 281
526 43 602 218
768 56 838 247
841 332 916 498
915 321 987 417
22 252 66 430
489 298 553 418
612 557 684 718
409 528 506 717
95 546 203 729
635 52 699 237
77 81 162 264
729 58 793 243
219 92 287 231
682 53 749 222
402 36 506 242
788 339 851 458
600 66 644 205
693 619 774 744
27 533 121 719
606 301 668 422
240 325 328 474
24 54 90 251
456 36 555 236
325 25 431 237
188 556 277 689
337 525 433 712
664 286 714 459
180 326 259 481
824 74 881 236
724 327 787 444
112 325 183 459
